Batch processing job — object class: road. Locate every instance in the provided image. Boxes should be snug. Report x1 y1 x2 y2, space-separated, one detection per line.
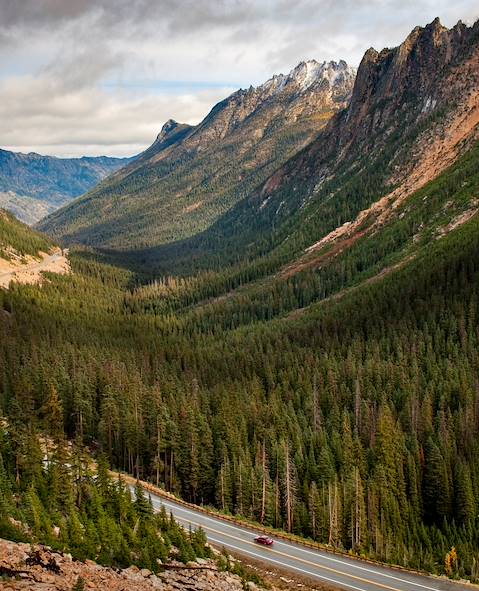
137 486 469 591
0 250 69 288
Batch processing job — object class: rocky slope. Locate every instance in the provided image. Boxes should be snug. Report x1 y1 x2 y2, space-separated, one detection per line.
247 18 479 225
0 539 267 591
38 60 355 248
0 149 131 225
153 16 479 276
0 248 70 289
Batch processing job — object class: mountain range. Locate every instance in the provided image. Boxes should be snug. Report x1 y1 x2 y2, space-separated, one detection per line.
0 149 131 225
39 18 479 284
38 59 355 247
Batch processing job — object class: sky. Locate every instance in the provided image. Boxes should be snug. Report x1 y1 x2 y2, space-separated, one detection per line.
1 0 478 158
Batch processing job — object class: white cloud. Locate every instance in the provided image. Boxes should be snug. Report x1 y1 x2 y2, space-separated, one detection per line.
0 74 234 157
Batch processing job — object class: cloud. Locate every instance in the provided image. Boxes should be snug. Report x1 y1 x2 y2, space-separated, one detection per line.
0 0 477 157
0 72 234 157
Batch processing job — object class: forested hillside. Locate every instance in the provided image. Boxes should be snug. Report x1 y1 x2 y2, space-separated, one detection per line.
0 209 53 259
2 169 479 579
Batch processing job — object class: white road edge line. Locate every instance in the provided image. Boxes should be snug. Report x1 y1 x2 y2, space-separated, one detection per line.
171 514 403 591
205 533 371 591
149 494 442 591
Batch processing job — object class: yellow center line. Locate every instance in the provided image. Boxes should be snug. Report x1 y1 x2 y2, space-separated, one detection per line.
174 515 404 591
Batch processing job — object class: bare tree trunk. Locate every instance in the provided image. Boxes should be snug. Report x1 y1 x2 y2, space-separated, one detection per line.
354 380 361 436
220 464 225 510
275 471 280 528
156 420 161 487
108 420 112 456
328 479 339 546
250 467 255 514
79 408 84 441
284 441 295 534
260 440 267 524
354 467 362 548
237 460 243 515
312 376 324 432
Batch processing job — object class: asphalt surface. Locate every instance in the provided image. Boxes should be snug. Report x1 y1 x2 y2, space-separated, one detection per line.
136 486 469 591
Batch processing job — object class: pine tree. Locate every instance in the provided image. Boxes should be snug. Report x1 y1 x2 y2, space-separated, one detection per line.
308 481 321 539
41 384 64 441
454 461 475 525
72 577 85 591
134 481 153 518
283 440 296 534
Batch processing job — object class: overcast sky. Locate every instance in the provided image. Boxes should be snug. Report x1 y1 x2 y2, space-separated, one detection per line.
1 0 477 158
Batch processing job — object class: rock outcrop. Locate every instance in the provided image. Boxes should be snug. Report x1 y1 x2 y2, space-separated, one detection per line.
0 538 266 591
255 18 479 225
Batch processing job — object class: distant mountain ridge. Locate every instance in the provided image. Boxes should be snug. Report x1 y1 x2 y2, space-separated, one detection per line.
38 59 356 247
0 149 132 225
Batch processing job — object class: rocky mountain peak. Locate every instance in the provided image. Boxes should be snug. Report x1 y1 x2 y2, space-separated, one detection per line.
189 58 355 145
256 59 355 97
345 17 479 138
286 59 353 91
146 119 193 156
156 118 180 141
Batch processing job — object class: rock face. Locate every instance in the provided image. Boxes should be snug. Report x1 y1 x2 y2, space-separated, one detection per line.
38 60 355 248
252 18 479 223
0 538 264 591
187 59 355 146
339 17 478 150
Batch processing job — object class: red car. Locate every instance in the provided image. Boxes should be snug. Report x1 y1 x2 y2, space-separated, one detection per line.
254 535 274 546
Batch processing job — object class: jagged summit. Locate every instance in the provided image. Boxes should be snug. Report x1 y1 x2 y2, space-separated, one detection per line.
249 59 355 96
285 59 353 90
144 119 193 158
154 118 189 142
343 16 479 139
360 17 470 68
160 118 179 133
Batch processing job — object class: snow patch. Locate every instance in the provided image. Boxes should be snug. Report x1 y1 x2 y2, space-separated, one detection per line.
422 96 437 113
257 59 354 95
259 195 272 210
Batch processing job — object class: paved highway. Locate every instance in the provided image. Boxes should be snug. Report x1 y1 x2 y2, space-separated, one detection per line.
136 486 468 591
